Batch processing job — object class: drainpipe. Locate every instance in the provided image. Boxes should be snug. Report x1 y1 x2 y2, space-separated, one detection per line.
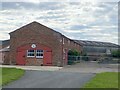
61 36 64 67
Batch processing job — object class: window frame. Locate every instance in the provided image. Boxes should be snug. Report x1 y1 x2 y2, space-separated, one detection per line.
36 50 44 58
27 50 35 57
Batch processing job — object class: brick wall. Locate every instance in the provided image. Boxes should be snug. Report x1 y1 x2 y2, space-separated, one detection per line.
9 22 82 66
10 22 62 66
61 36 81 66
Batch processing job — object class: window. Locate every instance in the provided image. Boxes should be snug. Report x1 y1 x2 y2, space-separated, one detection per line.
27 50 35 57
36 50 44 58
27 50 44 58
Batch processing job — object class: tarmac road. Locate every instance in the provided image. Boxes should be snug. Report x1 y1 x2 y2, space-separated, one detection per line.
3 70 95 88
2 61 118 88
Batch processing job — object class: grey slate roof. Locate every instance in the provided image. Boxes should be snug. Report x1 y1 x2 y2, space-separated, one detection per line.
2 40 10 46
0 46 10 52
74 40 119 48
0 40 10 52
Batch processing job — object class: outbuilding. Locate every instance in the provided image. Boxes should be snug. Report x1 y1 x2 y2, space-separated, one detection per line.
74 40 119 61
7 21 81 66
1 21 119 66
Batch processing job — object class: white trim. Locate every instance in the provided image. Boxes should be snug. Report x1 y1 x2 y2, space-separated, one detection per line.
36 56 43 58
36 50 44 59
27 56 35 57
27 50 35 57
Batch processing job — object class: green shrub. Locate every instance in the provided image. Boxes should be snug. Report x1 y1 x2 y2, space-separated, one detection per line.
68 49 80 56
111 50 120 57
68 49 80 65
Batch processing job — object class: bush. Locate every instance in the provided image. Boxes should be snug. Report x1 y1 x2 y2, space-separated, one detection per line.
68 49 80 65
68 49 80 56
111 50 120 57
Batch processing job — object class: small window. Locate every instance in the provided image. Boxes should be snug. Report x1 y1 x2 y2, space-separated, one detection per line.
27 50 35 57
36 50 44 58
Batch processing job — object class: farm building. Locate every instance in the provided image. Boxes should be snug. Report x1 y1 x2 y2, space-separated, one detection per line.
0 21 81 66
0 21 119 66
74 40 119 61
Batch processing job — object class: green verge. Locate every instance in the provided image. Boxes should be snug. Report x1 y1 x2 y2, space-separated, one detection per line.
83 72 119 88
0 67 25 86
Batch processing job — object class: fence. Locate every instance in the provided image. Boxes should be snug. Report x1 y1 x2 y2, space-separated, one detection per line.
67 55 87 65
67 55 120 65
68 55 90 61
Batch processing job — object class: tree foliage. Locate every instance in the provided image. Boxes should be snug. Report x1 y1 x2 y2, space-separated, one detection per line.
111 50 120 57
68 49 80 56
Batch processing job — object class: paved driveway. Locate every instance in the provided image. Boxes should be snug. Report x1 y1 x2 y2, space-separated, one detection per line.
3 71 94 88
2 61 118 88
59 61 119 73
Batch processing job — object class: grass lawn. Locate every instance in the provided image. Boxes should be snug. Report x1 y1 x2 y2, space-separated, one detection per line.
84 72 119 88
0 67 25 86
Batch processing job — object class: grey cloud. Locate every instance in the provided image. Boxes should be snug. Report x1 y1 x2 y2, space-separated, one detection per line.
0 2 118 44
2 2 65 10
69 25 89 30
38 2 65 10
36 14 65 20
68 2 81 5
2 2 37 10
92 3 117 17
98 2 117 8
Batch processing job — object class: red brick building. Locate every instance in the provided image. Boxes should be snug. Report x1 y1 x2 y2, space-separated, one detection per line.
3 21 81 66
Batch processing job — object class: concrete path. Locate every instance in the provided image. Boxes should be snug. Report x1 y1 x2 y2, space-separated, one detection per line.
3 71 95 88
0 65 62 71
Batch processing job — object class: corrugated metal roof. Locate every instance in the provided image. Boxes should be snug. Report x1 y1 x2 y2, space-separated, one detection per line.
74 40 119 48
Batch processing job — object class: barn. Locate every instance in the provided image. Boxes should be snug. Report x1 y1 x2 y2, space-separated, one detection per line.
74 40 119 61
1 21 119 66
1 21 81 66
75 40 119 56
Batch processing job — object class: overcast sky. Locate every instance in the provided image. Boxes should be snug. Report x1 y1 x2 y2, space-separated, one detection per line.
0 1 119 44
